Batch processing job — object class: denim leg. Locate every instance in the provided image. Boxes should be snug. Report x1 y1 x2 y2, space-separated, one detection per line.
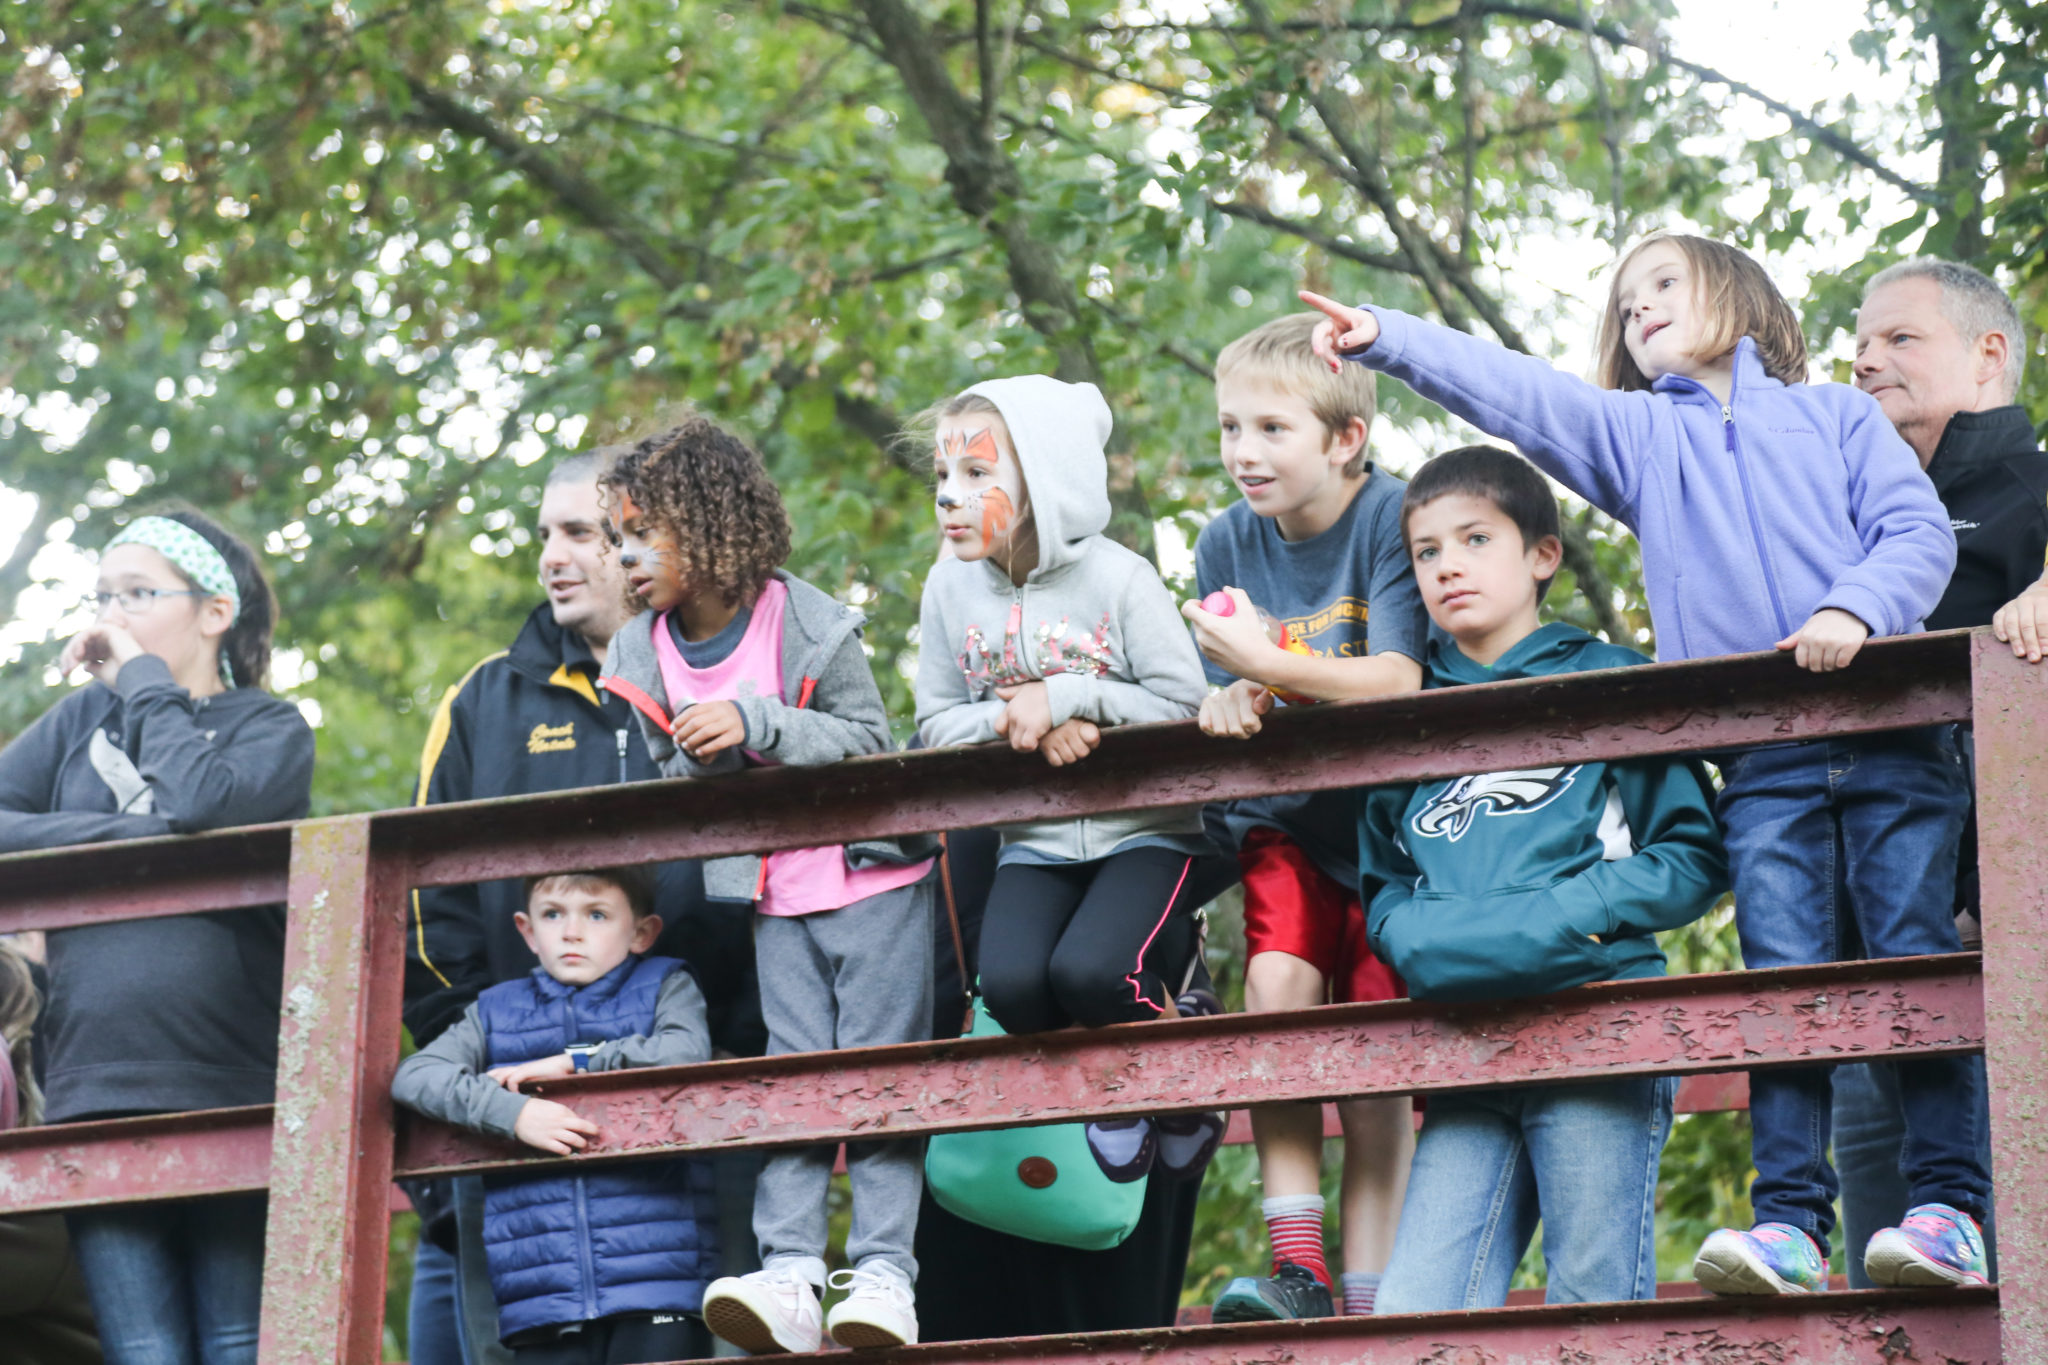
1525 1075 1677 1303
66 1203 196 1365
1375 1091 1537 1312
408 1239 467 1365
1835 1057 2000 1284
184 1194 266 1365
1835 729 1990 1222
1833 1062 1912 1289
1715 741 1846 1242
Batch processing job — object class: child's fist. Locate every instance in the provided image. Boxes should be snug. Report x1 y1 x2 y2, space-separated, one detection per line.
1298 290 1380 372
1040 717 1102 767
513 1098 599 1156
672 700 746 760
1775 608 1870 673
992 681 1054 752
1198 679 1275 739
488 1054 577 1091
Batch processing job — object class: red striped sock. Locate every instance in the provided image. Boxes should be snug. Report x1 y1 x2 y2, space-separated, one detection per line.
1261 1195 1330 1289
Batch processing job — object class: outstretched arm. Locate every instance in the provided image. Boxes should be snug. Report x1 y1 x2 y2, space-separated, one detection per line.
1299 290 1659 525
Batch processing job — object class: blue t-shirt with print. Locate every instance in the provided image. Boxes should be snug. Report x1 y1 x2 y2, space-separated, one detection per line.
1193 465 1428 884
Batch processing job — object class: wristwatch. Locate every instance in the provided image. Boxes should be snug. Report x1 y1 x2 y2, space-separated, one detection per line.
565 1043 601 1073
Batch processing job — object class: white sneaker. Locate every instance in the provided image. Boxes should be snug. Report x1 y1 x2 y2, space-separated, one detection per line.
825 1264 919 1349
702 1263 824 1354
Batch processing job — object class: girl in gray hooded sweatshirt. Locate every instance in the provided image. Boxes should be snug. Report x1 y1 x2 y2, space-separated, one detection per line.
914 376 1221 1184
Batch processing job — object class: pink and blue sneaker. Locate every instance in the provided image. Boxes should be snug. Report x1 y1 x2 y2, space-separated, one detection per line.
1693 1222 1829 1295
1864 1203 1989 1287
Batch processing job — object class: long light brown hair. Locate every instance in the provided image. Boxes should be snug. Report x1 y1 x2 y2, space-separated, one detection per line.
1595 234 1809 391
0 942 43 1126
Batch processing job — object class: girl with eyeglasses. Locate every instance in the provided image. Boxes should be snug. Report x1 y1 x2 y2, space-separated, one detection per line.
0 504 313 1365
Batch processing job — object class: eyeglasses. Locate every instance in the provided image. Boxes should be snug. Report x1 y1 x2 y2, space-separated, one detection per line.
85 587 211 615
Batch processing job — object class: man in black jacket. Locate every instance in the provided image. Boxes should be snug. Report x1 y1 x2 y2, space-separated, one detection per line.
402 451 760 1364
1855 257 2048 647
1837 256 2047 1288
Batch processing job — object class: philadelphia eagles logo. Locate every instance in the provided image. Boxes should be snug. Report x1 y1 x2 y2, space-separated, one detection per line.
1411 766 1580 842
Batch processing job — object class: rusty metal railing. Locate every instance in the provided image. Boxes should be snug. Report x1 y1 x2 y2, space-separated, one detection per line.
0 628 2039 1364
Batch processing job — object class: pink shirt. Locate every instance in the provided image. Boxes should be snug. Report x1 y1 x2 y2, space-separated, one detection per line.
654 579 931 916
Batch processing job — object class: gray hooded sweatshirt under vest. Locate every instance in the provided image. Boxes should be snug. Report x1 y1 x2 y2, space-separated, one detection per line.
914 375 1207 863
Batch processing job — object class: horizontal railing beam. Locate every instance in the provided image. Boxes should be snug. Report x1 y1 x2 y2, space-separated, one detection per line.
0 631 1974 928
394 955 1981 1180
0 1105 272 1212
808 1289 1999 1365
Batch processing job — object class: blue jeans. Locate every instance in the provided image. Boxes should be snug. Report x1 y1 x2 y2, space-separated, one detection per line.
1717 728 1988 1242
409 1237 471 1365
1376 1074 1677 1311
1834 1058 1998 1284
66 1193 266 1365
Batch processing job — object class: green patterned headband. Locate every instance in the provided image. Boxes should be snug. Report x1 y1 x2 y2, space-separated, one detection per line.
107 516 242 622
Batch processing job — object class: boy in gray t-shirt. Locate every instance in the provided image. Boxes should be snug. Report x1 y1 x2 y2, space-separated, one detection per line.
1180 313 1428 1323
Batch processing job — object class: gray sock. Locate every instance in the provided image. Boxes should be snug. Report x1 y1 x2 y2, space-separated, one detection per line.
1340 1271 1382 1315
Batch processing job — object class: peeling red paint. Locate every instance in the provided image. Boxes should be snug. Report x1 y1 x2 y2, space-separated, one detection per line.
783 1290 1999 1364
395 958 1979 1179
1973 634 2048 1364
0 627 2034 1365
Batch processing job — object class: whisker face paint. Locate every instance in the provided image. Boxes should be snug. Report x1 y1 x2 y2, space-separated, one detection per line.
933 415 1028 568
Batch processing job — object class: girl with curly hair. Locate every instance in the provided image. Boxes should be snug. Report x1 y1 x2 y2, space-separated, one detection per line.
596 414 937 1355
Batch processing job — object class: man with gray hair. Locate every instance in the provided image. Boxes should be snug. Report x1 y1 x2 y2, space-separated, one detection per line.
1838 257 2048 1289
1855 257 2048 656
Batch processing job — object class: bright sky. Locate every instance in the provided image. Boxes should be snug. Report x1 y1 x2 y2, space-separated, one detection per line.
1 0 1922 668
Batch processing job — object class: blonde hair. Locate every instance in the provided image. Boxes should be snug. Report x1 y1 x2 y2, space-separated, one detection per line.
1596 234 1810 391
0 943 42 1127
899 391 1006 462
1215 313 1378 476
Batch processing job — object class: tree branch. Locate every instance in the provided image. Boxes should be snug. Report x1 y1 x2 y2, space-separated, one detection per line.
1209 197 1413 275
1477 2 1940 206
1074 4 1936 205
1558 508 1632 645
400 79 699 294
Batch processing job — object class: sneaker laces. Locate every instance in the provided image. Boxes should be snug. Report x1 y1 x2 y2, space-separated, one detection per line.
1900 1207 1965 1239
829 1266 914 1311
757 1261 822 1307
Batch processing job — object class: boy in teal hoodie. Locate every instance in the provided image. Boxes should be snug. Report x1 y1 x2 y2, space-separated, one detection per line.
1358 445 1729 1310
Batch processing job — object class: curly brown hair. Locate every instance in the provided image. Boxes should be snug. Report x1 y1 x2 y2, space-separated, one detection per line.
600 414 793 610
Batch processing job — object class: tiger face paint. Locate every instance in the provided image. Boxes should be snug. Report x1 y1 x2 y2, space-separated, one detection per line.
934 415 1028 568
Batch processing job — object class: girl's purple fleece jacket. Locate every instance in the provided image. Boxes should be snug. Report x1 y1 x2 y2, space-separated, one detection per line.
1350 306 1956 661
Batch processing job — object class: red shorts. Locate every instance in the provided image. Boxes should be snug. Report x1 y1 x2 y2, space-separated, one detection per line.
1238 828 1404 1005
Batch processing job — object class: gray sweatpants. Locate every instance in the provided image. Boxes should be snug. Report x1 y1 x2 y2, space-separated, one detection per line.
753 876 934 1285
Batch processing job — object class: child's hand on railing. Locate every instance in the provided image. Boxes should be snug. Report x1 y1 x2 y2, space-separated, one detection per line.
1039 718 1101 767
672 700 746 760
1775 607 1870 673
1298 290 1382 372
1198 680 1276 740
489 1054 576 1092
513 1098 600 1156
992 681 1053 753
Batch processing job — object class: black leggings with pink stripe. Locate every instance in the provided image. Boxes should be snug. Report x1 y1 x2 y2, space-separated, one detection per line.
978 845 1201 1034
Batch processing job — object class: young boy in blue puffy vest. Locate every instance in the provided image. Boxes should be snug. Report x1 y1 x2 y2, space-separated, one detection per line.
394 865 720 1365
1357 446 1729 1311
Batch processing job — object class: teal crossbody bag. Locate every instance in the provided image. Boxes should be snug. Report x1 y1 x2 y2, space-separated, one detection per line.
920 837 1145 1251
922 999 1147 1250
